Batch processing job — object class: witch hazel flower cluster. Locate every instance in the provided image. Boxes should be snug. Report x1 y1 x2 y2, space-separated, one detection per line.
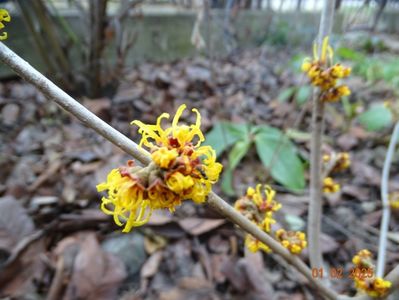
234 184 307 254
302 37 351 102
352 249 391 298
97 104 222 232
0 9 10 40
322 152 351 194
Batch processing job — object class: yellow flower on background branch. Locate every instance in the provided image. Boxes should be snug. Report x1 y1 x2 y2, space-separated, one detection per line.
97 104 222 232
0 9 10 41
235 184 306 255
351 249 392 298
235 184 282 233
321 152 350 194
323 177 340 194
275 229 307 254
389 191 399 209
302 37 351 102
245 234 271 253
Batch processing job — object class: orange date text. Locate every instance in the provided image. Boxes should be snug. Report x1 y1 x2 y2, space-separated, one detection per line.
311 267 374 279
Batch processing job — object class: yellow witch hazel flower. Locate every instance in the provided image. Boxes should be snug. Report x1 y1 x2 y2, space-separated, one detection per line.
97 104 222 232
0 9 10 41
275 229 307 254
235 184 281 253
245 234 271 253
351 249 392 298
323 176 340 194
132 104 223 203
235 184 307 255
354 277 391 298
352 249 373 267
235 184 282 233
323 152 351 173
389 191 399 209
302 37 351 102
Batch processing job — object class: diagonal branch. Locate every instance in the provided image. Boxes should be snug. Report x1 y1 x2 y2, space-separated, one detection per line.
0 41 338 300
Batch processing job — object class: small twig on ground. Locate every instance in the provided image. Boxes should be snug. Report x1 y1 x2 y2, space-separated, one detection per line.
377 122 399 277
46 257 67 300
308 0 336 272
27 160 62 192
0 41 339 300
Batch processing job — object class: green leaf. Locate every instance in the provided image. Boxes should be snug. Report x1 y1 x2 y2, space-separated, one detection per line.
228 139 251 170
254 126 305 192
252 124 282 137
285 214 306 231
336 47 364 61
358 105 393 131
222 140 251 195
285 128 311 142
204 122 249 156
221 168 235 196
221 139 252 196
295 86 312 105
278 87 296 102
341 96 353 118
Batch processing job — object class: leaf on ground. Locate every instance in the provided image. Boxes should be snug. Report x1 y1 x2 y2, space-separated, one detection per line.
159 277 215 300
144 233 167 254
147 210 174 225
0 196 35 253
203 122 249 156
320 234 339 254
228 139 251 170
141 250 164 279
358 104 393 131
63 233 127 300
277 87 296 102
351 161 381 187
295 86 311 105
241 251 274 298
178 218 225 236
254 125 305 191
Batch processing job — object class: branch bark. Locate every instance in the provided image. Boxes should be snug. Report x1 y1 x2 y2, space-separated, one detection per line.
371 0 388 32
88 0 108 97
308 0 336 273
377 122 399 277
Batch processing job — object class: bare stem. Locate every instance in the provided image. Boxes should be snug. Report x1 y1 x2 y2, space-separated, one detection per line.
0 41 338 300
308 0 336 272
377 122 399 277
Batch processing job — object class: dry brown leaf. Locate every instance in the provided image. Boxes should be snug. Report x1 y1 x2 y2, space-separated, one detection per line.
140 251 163 279
178 218 225 236
208 235 230 254
0 196 35 252
62 232 127 300
0 196 43 298
144 233 167 254
351 161 381 187
147 210 173 225
210 254 227 283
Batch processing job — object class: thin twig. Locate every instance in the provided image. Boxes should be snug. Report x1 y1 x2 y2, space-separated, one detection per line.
377 122 399 277
308 0 336 272
0 41 339 300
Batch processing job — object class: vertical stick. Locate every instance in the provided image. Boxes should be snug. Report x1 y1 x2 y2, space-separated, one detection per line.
377 122 399 277
308 0 336 272
88 0 108 98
